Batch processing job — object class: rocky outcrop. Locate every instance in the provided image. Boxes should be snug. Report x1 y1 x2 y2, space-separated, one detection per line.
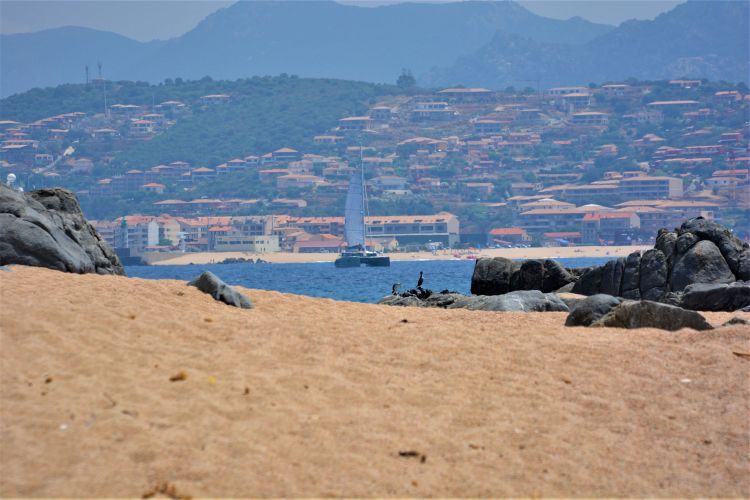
471 257 576 295
188 271 253 309
379 290 569 312
572 218 749 310
0 184 124 275
590 300 714 331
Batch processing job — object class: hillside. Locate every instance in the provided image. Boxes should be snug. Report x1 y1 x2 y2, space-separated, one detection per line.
0 76 397 167
0 0 612 97
427 0 750 88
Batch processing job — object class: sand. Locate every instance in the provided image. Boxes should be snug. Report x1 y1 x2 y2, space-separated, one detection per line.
147 245 650 265
1 266 748 497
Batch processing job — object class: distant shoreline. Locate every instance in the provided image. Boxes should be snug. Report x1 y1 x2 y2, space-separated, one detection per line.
143 245 650 266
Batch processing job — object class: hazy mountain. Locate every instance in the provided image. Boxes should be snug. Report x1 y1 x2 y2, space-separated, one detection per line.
427 0 749 88
1 1 612 97
0 27 155 97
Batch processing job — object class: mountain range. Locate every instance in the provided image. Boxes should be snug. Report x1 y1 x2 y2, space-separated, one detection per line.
1 0 747 98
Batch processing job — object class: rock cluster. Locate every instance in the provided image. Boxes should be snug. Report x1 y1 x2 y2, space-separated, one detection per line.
572 218 750 303
0 184 124 275
471 257 577 295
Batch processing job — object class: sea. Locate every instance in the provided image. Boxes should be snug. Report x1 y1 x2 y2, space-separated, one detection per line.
125 257 613 303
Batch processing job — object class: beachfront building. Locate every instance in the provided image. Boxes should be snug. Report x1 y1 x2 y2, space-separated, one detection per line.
278 212 460 247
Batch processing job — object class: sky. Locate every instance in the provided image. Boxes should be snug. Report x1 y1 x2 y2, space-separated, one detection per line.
0 0 685 42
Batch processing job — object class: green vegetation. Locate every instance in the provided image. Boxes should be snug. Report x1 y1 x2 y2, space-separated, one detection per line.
0 75 400 169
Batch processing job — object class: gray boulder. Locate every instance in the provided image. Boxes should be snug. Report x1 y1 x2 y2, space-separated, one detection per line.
670 240 735 291
678 217 749 279
565 294 622 327
677 282 750 312
470 257 520 295
639 249 668 301
0 185 124 275
465 290 569 312
188 271 253 309
591 301 713 331
675 231 699 255
379 290 569 312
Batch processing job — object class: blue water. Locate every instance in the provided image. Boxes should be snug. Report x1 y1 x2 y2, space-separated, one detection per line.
126 257 612 303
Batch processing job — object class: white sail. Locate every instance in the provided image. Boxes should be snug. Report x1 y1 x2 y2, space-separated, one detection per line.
344 171 366 247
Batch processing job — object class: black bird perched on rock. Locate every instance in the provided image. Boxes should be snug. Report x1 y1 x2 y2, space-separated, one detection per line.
417 271 424 288
392 282 401 295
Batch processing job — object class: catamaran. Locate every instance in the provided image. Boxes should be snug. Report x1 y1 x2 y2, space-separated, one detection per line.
334 166 390 268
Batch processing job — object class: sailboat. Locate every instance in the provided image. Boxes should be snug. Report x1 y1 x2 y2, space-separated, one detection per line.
334 167 390 268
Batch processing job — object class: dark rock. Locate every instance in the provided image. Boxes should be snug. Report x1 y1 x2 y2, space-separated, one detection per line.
187 271 253 309
678 217 749 278
571 265 604 296
565 294 622 327
599 258 620 296
0 185 124 275
737 250 750 281
675 232 699 255
677 282 750 312
722 317 749 327
470 257 520 295
655 229 677 264
512 259 544 291
591 300 714 331
542 259 576 292
619 252 641 298
639 249 668 301
671 240 735 291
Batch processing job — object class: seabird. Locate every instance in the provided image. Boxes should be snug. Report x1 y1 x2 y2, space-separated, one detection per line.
417 271 424 288
392 282 401 295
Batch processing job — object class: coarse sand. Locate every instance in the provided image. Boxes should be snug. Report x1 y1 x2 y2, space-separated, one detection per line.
1 266 748 497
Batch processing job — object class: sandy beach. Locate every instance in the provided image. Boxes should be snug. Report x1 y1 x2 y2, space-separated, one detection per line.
146 245 650 265
1 265 748 497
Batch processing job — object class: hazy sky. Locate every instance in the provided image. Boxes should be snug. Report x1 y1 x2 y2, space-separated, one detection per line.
0 0 685 42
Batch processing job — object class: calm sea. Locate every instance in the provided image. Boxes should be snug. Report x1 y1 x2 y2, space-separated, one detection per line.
125 257 612 303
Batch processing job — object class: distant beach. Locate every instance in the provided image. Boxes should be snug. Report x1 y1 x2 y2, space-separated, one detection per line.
145 245 650 266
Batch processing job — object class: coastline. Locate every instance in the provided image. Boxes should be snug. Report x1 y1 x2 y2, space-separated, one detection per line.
144 244 650 266
1 266 748 497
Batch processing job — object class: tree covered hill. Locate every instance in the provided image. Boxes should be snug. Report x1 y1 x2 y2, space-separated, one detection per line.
0 75 399 167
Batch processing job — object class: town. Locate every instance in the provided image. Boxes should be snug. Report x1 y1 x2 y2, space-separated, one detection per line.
1 77 748 258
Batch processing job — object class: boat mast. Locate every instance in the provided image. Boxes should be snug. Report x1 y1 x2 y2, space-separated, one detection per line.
360 138 369 249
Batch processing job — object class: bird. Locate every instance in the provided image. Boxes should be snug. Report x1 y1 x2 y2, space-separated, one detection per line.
391 282 401 295
417 271 424 288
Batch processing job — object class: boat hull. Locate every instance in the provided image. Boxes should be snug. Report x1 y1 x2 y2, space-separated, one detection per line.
334 255 391 267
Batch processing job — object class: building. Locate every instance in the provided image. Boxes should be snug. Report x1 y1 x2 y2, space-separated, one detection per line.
570 111 609 126
338 116 373 132
213 234 280 252
619 176 683 200
410 102 455 122
581 212 640 244
487 227 529 245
